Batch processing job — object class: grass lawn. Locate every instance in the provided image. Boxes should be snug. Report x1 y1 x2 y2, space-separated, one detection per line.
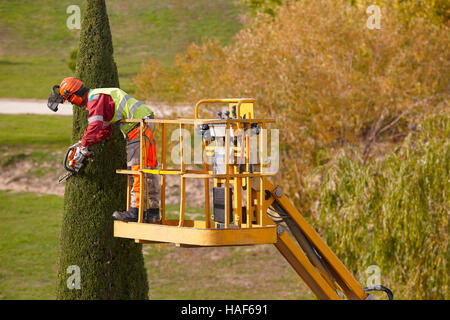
0 190 312 300
0 190 63 299
0 0 245 99
0 114 72 148
0 114 72 174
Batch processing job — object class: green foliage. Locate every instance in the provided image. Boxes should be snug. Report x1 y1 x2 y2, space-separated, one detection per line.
317 111 449 299
67 49 78 72
56 0 148 300
241 0 284 16
362 0 450 24
75 2 119 89
242 0 450 24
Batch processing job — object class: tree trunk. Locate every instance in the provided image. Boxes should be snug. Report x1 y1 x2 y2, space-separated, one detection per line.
56 0 148 299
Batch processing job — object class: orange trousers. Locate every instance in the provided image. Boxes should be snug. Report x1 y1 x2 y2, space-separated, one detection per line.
126 125 158 209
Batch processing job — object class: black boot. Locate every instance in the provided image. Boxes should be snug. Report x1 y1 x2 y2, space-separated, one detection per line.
112 207 138 222
144 207 160 223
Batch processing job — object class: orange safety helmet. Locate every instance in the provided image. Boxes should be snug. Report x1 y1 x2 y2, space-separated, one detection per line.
47 77 89 112
59 77 86 105
47 77 88 112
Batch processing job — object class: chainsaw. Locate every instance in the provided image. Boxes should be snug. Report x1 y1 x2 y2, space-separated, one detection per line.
58 142 95 184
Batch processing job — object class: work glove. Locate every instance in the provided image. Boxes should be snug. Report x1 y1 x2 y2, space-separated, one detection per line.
73 141 89 163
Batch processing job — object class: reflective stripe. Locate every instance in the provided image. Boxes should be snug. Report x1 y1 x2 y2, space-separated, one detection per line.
88 94 100 102
88 115 104 123
103 122 111 127
115 94 132 122
129 101 143 118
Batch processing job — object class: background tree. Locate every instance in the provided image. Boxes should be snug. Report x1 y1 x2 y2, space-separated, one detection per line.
56 0 148 299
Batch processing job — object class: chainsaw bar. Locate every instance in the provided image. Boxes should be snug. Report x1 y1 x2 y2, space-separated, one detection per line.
58 171 73 184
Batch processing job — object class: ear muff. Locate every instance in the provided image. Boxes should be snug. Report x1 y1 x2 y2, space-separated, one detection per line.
68 94 84 105
67 85 88 105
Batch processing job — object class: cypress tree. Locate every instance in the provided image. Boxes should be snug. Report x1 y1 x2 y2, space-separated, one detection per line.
56 0 148 299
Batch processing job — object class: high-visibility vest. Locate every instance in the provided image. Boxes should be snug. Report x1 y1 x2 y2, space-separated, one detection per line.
87 88 154 137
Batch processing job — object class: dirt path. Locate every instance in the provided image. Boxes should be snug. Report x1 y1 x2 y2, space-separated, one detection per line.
0 159 206 207
0 98 72 115
0 161 65 196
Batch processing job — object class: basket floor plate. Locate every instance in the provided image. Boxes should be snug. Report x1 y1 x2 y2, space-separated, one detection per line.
114 221 277 246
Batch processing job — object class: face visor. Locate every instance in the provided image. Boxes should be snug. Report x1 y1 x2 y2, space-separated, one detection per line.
47 85 64 112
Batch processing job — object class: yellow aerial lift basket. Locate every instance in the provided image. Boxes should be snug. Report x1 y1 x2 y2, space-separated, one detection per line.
113 98 393 300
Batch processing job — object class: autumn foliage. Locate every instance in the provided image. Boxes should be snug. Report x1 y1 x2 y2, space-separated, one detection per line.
135 0 448 200
134 0 449 299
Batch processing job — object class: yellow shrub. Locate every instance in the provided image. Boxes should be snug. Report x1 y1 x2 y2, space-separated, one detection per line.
134 0 449 212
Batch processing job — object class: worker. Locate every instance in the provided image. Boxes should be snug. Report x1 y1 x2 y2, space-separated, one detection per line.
47 77 160 223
